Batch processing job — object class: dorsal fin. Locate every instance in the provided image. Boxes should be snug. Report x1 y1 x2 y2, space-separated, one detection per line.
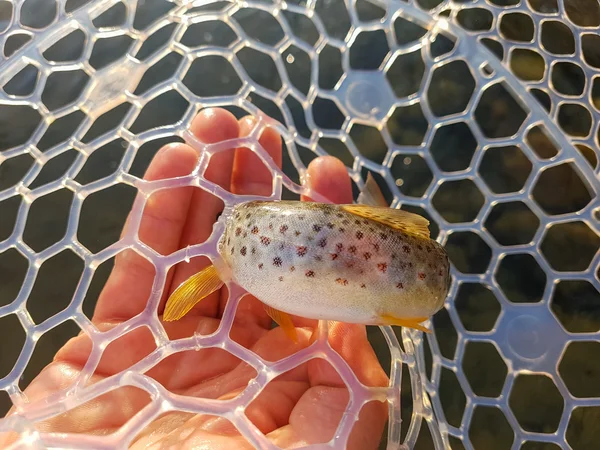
357 172 388 207
341 205 430 239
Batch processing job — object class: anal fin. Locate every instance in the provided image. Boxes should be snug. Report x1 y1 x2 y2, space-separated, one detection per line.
379 314 431 333
163 265 223 321
264 305 298 342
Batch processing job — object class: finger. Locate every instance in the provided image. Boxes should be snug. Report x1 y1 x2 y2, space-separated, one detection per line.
301 155 353 204
164 108 240 317
224 117 282 328
93 142 198 322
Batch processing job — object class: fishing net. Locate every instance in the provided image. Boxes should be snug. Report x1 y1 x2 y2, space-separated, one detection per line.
0 0 598 448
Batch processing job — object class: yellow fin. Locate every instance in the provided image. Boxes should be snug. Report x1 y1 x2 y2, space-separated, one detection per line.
341 205 430 239
264 304 297 343
357 172 388 207
380 314 431 333
163 265 223 321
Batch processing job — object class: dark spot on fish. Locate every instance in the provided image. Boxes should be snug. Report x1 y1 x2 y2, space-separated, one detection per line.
363 219 369 224
372 243 380 252
279 276 284 281
363 252 372 260
403 245 411 254
428 263 434 268
260 236 271 246
246 213 251 219
318 238 327 248
271 214 276 219
231 247 235 255
296 246 307 257
360 283 366 289
251 247 256 254
417 245 423 251
391 253 397 260
258 263 263 269
251 226 259 234
280 225 288 234
380 233 388 240
427 246 432 253
295 230 301 236
348 245 357 254
314 255 323 261
313 224 322 232
345 262 355 268
336 278 348 286
356 231 364 240
273 257 282 267
408 262 413 267
290 266 295 272
235 227 242 236
336 243 343 252
299 215 305 220
339 228 345 233
396 282 404 289
369 227 374 232
227 237 231 245
378 262 387 273
327 222 334 229
337 213 344 218
330 253 338 260
305 270 315 277
418 272 426 280
269 223 273 230
353 220 359 225
240 246 247 256
438 269 444 276
243 231 247 238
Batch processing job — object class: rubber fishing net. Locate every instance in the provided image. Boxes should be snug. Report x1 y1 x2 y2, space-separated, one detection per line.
0 0 598 448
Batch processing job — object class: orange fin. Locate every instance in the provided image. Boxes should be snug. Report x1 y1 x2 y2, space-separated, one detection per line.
357 172 389 207
264 304 298 343
341 205 430 239
379 314 431 333
163 265 223 321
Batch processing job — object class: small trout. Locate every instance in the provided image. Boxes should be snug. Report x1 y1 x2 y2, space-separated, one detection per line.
164 174 450 340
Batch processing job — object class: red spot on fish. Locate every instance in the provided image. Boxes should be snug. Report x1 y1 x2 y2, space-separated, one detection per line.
356 231 364 240
258 263 264 269
280 225 288 234
273 257 282 267
348 245 357 254
403 245 411 254
345 262 355 269
360 283 366 289
296 246 307 257
378 262 388 273
251 226 259 234
336 278 349 286
363 252 372 260
313 224 322 232
418 272 426 280
260 236 271 246
396 282 404 289
336 243 343 252
240 246 247 256
235 227 242 236
318 238 327 248
330 253 338 260
305 270 315 277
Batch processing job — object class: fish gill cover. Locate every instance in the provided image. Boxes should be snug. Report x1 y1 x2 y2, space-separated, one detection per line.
0 0 598 449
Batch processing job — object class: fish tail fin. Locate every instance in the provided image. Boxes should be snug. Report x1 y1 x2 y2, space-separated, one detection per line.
379 314 431 333
163 265 223 321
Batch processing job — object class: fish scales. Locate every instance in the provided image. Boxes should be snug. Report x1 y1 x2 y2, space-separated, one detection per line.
220 201 450 324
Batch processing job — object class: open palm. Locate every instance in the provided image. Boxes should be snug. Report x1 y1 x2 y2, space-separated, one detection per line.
4 109 388 449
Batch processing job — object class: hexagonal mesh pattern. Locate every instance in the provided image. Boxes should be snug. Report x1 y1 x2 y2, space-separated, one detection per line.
0 0 598 449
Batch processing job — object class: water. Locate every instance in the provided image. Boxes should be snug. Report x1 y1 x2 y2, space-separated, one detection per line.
0 0 599 449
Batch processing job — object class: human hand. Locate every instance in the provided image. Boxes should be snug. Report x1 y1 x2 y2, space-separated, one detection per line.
3 108 389 449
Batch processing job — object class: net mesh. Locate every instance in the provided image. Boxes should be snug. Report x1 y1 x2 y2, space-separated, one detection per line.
0 0 598 449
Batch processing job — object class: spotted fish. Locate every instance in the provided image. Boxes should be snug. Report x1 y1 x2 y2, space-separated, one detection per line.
163 174 451 341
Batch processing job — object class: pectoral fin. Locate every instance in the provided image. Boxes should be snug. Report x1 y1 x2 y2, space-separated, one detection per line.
264 304 297 342
163 265 223 321
379 314 431 333
357 172 389 207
